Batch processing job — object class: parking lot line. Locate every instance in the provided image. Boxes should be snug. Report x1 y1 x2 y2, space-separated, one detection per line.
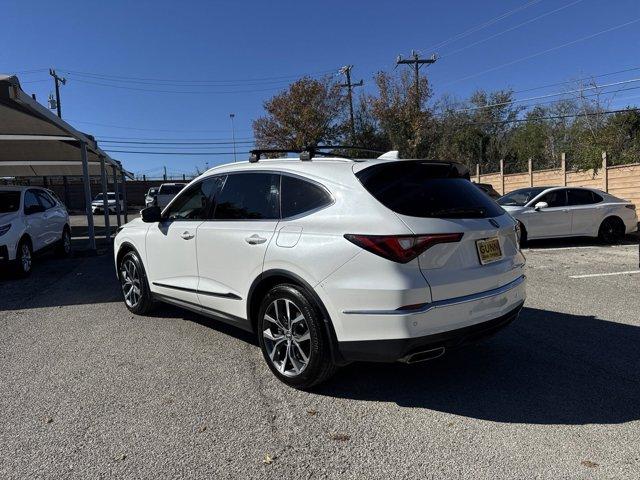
569 270 640 279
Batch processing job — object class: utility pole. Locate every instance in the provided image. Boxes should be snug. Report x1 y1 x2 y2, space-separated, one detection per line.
396 51 437 112
229 113 237 162
339 65 363 143
163 166 167 181
48 69 66 118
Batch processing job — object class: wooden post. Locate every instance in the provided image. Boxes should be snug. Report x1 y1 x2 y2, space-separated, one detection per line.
528 158 533 187
476 164 480 183
499 159 505 195
602 151 608 192
561 153 567 186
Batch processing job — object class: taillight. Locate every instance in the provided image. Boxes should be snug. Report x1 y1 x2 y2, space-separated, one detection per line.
344 233 463 263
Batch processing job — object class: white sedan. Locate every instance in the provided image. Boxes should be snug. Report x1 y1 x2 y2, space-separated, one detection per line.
498 186 637 244
0 186 71 276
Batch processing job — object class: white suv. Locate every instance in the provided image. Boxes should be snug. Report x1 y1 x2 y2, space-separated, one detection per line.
114 156 526 388
1 186 71 276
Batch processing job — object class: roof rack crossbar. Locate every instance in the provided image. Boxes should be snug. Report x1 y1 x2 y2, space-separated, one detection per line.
249 145 386 163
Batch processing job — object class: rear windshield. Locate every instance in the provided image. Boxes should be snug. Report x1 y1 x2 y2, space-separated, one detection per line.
356 161 504 219
0 191 21 213
159 185 185 195
497 187 547 206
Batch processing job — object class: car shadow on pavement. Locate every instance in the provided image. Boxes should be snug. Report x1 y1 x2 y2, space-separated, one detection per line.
315 307 640 425
524 233 639 249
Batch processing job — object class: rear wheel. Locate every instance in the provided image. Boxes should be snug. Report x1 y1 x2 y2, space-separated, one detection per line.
14 239 33 278
257 284 336 389
598 217 625 244
118 250 155 314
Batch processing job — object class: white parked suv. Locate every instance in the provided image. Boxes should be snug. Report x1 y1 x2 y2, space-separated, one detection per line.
114 155 526 388
498 186 637 244
0 186 71 276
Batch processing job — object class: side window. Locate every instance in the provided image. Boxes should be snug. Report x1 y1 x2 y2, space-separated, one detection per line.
540 190 567 208
24 190 40 213
164 178 220 221
568 189 596 206
36 191 56 209
214 173 280 220
281 175 332 218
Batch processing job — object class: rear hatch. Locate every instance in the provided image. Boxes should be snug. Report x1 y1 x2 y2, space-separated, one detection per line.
355 160 524 301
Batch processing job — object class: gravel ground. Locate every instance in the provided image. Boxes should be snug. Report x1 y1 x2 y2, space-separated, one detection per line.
1 239 639 479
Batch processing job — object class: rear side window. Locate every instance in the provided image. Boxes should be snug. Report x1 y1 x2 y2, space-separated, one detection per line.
24 190 40 212
281 175 332 218
568 189 602 205
214 173 279 220
356 161 504 219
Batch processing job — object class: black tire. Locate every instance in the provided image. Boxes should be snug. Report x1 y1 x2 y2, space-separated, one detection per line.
56 226 72 257
118 250 155 314
257 284 337 389
598 217 625 244
13 238 33 278
517 221 528 247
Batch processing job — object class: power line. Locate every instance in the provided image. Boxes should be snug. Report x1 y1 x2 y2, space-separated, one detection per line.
68 77 291 94
442 18 640 87
440 0 584 59
463 107 640 127
104 150 251 155
58 70 332 88
426 0 542 51
68 119 251 133
98 139 255 145
454 77 640 113
512 66 640 95
56 67 336 84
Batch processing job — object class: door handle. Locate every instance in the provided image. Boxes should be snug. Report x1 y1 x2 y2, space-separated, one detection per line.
180 231 194 240
245 234 267 245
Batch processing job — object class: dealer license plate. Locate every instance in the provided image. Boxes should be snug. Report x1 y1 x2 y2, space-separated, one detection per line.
476 237 503 265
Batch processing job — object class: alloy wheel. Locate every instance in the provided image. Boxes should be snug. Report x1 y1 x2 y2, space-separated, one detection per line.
120 258 142 308
21 244 32 273
262 298 311 377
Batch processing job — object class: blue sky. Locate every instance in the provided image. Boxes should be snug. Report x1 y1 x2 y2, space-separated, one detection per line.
3 0 639 176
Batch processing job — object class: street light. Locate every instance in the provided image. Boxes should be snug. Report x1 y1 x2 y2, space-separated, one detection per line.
229 113 237 162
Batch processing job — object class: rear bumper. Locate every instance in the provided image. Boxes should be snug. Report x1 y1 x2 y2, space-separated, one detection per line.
335 274 526 362
338 302 523 362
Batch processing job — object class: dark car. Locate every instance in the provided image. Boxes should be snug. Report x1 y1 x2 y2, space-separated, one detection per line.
473 182 501 199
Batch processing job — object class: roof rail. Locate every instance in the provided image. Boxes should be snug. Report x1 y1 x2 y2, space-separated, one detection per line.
249 145 386 163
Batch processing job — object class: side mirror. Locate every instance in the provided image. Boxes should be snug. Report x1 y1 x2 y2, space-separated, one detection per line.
25 204 45 215
534 201 548 211
141 206 162 223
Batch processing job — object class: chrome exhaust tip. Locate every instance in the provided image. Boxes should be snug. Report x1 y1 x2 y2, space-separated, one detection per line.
400 346 446 364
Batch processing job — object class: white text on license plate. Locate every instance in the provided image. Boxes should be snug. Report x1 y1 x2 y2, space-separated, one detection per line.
476 237 503 265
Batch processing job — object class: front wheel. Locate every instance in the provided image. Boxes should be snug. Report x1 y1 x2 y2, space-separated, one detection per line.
14 239 33 277
118 250 155 314
257 284 336 389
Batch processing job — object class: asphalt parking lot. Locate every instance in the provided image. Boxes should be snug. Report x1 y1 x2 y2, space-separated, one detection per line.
1 239 639 479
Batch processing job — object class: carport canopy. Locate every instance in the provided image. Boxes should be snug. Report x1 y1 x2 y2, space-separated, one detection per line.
0 74 133 250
